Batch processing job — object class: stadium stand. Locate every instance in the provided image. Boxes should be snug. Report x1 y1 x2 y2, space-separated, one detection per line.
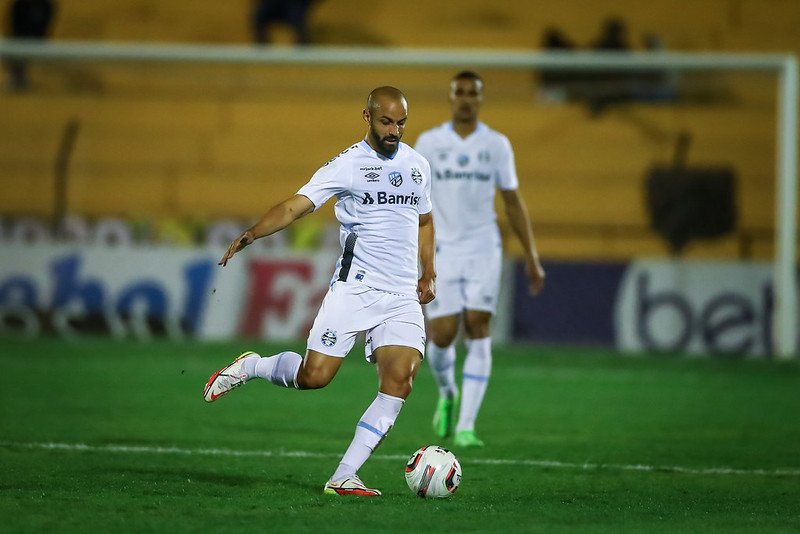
1 0 797 260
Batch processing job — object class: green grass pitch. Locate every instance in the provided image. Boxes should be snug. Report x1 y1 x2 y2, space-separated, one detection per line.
1 336 799 533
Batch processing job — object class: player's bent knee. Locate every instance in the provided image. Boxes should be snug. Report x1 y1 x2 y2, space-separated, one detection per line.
430 329 457 348
464 310 492 339
381 368 417 397
374 346 422 399
379 378 414 399
295 370 332 390
428 316 459 347
295 351 342 390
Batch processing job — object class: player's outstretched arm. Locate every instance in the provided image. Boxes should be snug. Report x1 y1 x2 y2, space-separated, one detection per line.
417 212 436 304
500 189 545 295
219 194 315 266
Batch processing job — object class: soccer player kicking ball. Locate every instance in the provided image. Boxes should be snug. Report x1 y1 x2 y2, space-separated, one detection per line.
204 86 435 497
414 71 545 448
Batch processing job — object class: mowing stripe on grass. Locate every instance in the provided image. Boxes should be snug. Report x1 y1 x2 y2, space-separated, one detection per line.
4 441 800 477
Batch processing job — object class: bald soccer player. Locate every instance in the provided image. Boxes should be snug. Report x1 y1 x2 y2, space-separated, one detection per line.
203 86 436 496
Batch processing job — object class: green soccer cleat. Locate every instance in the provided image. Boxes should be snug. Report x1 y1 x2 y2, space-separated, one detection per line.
454 429 485 448
432 393 457 438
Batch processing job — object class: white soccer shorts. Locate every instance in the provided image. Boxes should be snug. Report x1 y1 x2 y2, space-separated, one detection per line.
306 281 426 361
424 242 503 319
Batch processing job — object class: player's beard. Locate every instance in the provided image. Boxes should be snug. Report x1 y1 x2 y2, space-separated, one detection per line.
369 124 401 158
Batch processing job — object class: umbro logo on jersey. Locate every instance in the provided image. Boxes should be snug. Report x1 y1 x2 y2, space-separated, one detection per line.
362 192 419 205
364 172 380 182
389 172 403 187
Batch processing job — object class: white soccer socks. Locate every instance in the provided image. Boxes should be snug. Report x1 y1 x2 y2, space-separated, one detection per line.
243 351 303 388
330 392 404 481
426 340 458 400
456 337 492 433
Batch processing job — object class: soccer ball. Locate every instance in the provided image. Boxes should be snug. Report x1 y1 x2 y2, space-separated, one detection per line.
405 445 462 498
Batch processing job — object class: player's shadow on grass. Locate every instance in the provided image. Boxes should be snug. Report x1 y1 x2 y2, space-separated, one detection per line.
108 467 262 488
104 466 326 494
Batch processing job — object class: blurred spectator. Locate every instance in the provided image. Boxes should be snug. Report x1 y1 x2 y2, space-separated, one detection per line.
591 16 630 51
542 26 574 51
5 0 56 91
584 16 631 115
537 16 677 116
538 26 577 102
251 0 314 45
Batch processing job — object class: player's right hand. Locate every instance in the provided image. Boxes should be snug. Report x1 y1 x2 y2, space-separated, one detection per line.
417 273 436 305
218 231 255 266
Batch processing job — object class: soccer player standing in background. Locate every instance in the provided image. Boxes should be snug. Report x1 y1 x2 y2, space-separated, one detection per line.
204 86 436 496
414 71 545 447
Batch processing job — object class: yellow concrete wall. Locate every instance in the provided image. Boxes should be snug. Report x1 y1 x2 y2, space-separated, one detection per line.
1 0 796 260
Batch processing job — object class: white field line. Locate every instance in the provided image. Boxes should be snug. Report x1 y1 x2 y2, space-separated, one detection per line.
3 441 800 477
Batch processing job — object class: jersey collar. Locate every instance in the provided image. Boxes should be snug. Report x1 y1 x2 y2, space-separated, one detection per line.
447 121 485 141
359 139 400 160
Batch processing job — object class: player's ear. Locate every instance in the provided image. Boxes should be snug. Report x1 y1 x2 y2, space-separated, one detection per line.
363 109 370 123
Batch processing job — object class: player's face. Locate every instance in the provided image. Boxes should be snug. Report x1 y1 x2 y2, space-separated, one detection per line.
449 78 483 122
364 97 407 157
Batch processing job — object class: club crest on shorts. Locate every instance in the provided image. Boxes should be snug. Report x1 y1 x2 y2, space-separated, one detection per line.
411 168 423 184
389 172 403 187
321 330 337 347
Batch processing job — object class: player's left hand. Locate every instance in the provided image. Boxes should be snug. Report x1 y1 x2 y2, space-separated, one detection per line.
527 257 546 295
417 274 436 304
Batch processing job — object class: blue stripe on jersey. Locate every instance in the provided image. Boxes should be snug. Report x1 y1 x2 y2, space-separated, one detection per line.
357 420 384 437
337 232 358 281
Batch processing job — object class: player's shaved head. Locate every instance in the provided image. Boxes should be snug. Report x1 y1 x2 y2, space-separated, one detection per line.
366 86 407 115
363 86 408 158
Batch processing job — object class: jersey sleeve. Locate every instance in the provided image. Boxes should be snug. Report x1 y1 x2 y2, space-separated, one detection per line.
417 156 433 215
495 134 520 191
296 155 351 210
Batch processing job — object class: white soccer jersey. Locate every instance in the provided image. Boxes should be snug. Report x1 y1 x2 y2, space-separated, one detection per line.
414 121 518 253
297 140 432 296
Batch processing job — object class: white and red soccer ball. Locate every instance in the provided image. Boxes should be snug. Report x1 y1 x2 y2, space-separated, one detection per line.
405 445 462 498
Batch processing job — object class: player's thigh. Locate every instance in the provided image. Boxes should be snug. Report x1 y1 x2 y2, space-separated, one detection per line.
373 345 423 399
364 293 426 363
463 247 503 315
424 250 466 321
297 350 344 390
306 282 372 357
